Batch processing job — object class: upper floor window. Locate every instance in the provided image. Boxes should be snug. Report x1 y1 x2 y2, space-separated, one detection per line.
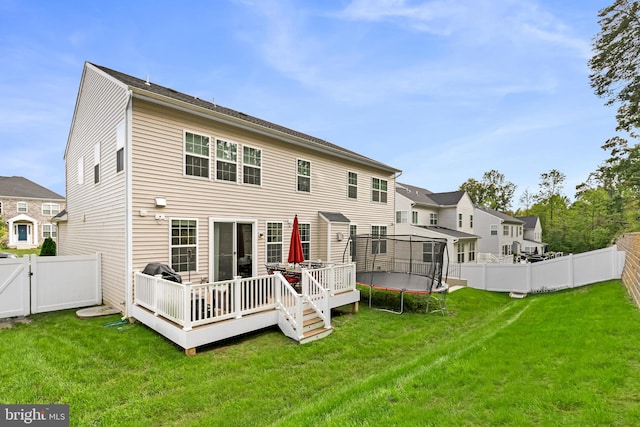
0 201 2 214
430 213 438 225
371 225 387 254
266 222 283 263
490 224 498 236
299 222 310 260
412 211 418 224
243 146 261 185
396 211 408 224
17 201 27 213
297 159 311 192
184 131 210 178
503 225 509 236
348 172 358 199
171 219 198 272
372 178 387 203
216 139 237 182
43 223 57 239
42 203 60 216
94 143 100 184
116 120 125 173
470 215 474 228
458 213 463 228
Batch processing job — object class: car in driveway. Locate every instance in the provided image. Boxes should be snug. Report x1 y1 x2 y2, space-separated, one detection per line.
0 252 18 258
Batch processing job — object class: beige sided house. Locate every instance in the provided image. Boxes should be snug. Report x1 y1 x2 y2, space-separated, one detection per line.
58 62 400 350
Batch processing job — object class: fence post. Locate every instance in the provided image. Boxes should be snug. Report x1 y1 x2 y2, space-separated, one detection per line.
569 253 575 288
28 254 37 315
95 252 102 305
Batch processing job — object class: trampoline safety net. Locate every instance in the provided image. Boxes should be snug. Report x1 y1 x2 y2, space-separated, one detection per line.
343 234 448 293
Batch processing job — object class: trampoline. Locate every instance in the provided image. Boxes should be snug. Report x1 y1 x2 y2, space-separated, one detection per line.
344 234 449 315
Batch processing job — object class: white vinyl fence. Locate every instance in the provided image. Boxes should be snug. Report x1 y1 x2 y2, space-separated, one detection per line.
460 246 625 293
0 253 101 319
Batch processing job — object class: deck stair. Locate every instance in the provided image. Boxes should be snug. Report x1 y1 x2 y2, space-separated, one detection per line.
300 306 332 344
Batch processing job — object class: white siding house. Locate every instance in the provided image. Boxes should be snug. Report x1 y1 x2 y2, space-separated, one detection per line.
395 182 479 265
59 62 401 318
474 205 525 261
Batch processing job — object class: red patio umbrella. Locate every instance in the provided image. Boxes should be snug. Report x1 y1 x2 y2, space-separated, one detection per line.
288 215 305 265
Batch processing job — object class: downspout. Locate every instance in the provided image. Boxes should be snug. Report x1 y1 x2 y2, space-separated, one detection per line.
124 90 134 319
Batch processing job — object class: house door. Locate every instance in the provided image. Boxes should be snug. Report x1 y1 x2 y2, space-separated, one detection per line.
17 225 28 242
211 220 255 281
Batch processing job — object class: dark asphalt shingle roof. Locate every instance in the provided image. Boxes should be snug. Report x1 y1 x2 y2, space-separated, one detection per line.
516 216 539 229
475 204 524 224
396 182 465 207
319 212 351 223
0 176 64 200
417 225 480 239
91 63 399 173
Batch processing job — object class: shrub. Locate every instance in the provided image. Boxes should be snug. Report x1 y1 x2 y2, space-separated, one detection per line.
40 237 57 256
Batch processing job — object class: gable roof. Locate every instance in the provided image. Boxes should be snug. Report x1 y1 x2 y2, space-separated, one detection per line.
396 182 435 205
0 176 64 200
428 190 466 206
88 63 400 174
396 182 466 207
516 216 540 229
475 204 524 224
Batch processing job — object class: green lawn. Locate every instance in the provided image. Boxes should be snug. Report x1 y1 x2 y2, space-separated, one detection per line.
1 280 639 426
1 247 40 257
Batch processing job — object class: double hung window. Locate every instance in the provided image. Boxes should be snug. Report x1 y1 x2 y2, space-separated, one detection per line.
348 172 357 199
297 159 311 192
171 219 197 272
216 139 237 182
185 132 210 178
372 178 387 203
266 222 283 263
243 146 261 185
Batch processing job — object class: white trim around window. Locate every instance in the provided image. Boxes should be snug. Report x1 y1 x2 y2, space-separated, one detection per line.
371 177 388 203
347 171 358 199
170 218 199 273
17 201 28 213
266 221 284 263
296 158 311 193
242 144 262 186
42 203 61 216
184 130 211 179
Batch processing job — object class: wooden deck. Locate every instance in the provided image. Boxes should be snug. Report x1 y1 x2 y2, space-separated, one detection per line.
130 264 359 354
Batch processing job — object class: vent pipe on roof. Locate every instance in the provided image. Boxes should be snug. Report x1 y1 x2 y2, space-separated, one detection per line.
145 74 150 86
212 97 216 107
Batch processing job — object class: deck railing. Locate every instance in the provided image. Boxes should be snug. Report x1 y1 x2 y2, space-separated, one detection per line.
133 262 356 332
134 272 278 331
301 271 331 329
305 262 356 295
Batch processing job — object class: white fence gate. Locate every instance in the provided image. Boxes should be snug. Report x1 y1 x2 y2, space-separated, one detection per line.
459 246 625 293
0 253 101 319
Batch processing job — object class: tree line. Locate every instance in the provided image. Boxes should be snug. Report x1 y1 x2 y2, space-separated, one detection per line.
458 0 640 254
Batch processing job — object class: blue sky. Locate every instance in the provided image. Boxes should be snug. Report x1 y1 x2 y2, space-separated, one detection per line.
0 0 618 208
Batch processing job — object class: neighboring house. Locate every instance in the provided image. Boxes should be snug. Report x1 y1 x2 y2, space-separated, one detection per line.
0 176 65 249
517 216 546 255
395 182 479 265
57 62 401 316
474 205 525 260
